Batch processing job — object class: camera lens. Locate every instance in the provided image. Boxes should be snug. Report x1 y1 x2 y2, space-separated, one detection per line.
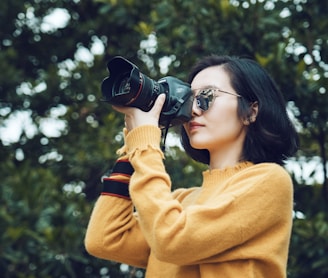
116 77 131 96
101 56 192 127
102 61 164 111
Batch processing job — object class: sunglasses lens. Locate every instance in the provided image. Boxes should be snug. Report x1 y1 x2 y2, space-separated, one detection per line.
196 96 209 111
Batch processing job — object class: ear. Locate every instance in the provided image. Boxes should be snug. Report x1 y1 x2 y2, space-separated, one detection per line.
249 101 258 123
243 101 259 125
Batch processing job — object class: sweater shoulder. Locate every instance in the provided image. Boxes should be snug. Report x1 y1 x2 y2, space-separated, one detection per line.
246 163 292 181
235 163 293 197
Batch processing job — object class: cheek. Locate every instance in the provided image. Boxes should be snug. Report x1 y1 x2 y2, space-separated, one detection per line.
209 101 239 123
208 102 244 135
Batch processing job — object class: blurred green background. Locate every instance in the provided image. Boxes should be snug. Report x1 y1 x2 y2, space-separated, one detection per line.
1 0 327 277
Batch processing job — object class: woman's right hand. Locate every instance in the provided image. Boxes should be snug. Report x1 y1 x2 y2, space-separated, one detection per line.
113 94 166 132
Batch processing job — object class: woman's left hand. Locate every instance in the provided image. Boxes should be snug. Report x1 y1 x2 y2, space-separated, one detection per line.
113 94 166 131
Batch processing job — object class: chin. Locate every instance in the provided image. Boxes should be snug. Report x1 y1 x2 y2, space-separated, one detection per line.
190 140 207 150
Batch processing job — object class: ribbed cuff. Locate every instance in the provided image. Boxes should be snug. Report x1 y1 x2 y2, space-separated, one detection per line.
125 125 162 153
101 158 134 199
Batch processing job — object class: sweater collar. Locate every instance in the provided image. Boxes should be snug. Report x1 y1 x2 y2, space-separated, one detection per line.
202 161 253 186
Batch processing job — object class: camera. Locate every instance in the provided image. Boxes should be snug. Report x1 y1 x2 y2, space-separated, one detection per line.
101 56 193 127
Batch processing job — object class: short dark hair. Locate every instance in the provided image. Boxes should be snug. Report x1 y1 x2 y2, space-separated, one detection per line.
181 55 299 166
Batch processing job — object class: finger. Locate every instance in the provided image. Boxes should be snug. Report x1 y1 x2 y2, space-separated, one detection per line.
151 94 166 115
112 105 132 114
112 105 122 112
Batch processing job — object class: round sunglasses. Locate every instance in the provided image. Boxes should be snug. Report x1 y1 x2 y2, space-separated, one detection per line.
193 88 242 111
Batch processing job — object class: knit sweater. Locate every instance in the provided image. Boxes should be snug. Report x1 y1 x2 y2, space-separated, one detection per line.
85 125 293 278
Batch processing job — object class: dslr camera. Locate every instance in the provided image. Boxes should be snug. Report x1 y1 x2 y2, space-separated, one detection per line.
101 56 193 127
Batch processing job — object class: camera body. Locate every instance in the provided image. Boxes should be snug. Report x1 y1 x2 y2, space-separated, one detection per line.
101 56 193 127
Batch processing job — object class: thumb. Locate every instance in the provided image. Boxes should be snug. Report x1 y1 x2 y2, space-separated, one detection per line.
151 94 166 116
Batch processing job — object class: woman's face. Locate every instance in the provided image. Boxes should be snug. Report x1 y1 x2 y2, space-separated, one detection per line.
183 65 247 160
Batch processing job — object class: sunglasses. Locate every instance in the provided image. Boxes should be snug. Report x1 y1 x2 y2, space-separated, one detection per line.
194 88 242 111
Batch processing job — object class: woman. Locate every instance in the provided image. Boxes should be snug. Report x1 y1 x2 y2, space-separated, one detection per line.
85 55 299 277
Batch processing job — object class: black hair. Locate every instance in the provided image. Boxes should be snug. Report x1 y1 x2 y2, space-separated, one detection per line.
181 55 299 166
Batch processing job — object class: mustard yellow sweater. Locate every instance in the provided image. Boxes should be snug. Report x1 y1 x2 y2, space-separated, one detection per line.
85 125 293 278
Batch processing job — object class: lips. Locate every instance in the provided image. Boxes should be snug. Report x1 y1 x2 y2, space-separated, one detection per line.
188 121 204 132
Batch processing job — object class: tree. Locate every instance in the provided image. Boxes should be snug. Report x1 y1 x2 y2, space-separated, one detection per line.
1 0 327 277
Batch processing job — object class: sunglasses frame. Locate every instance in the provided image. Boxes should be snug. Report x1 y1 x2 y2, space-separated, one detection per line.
193 88 242 111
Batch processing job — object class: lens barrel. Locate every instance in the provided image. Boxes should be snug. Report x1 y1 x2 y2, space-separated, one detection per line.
101 56 193 127
101 57 164 111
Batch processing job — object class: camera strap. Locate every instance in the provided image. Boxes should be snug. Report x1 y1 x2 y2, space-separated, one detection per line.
160 122 171 152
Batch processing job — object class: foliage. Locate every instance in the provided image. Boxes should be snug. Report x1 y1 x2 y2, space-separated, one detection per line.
0 0 327 277
288 212 328 278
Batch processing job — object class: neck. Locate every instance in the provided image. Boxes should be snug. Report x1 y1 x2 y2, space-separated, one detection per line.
209 142 244 170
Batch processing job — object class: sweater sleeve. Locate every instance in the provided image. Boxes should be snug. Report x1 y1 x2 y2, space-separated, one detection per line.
84 154 150 268
125 125 293 266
